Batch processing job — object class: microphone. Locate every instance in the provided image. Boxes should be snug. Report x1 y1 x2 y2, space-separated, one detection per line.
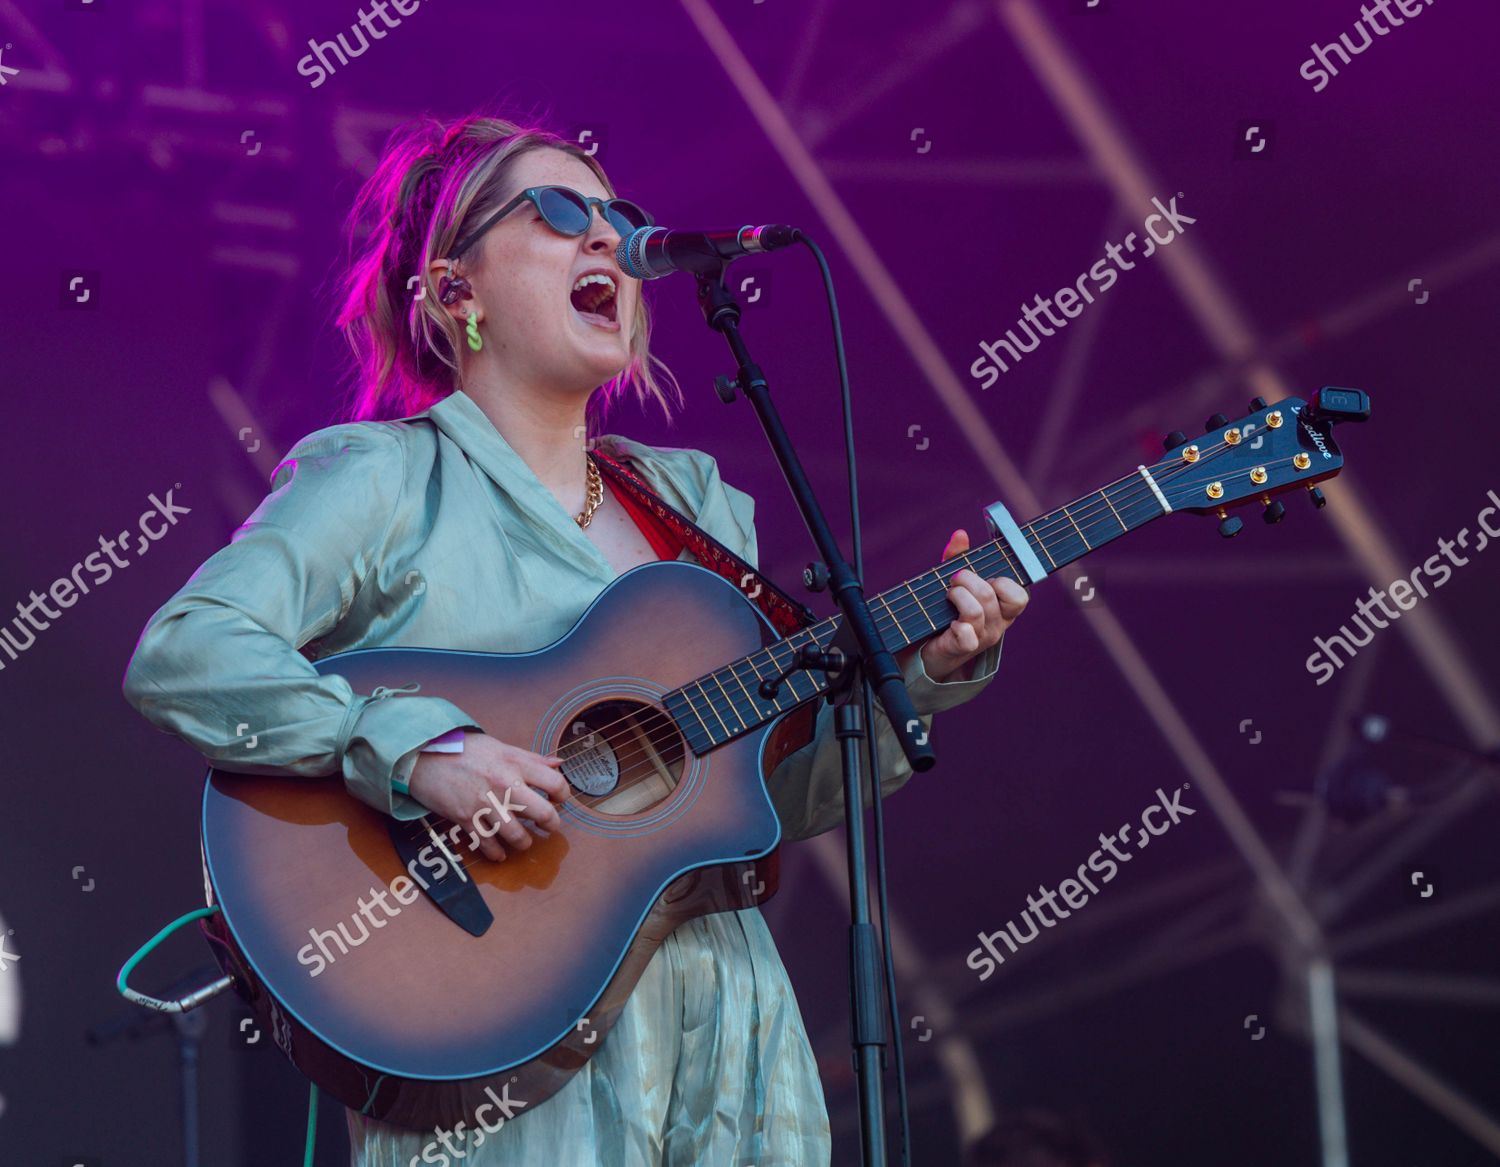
616 224 800 281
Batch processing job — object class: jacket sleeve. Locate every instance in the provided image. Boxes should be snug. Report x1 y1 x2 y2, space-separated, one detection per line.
121 423 481 821
699 464 1003 843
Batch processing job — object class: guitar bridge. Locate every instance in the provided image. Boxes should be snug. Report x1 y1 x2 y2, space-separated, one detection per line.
386 816 494 937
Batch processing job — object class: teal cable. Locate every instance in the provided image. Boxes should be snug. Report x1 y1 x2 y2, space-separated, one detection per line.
114 906 221 1004
305 1081 319 1167
118 907 318 1167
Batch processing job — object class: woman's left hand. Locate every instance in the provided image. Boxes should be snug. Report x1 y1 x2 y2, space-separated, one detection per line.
917 528 1029 683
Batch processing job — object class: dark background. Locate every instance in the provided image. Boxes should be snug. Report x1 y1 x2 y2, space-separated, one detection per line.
2 0 1497 1163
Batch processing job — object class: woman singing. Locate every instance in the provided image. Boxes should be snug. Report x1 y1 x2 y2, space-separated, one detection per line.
122 111 1027 1165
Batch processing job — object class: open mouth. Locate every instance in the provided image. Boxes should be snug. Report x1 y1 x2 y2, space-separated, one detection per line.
569 272 619 325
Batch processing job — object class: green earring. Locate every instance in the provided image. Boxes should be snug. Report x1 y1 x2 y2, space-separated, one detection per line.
465 311 483 353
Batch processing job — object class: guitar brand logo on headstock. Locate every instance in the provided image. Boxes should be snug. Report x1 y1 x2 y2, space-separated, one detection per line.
1300 417 1334 460
1286 399 1332 460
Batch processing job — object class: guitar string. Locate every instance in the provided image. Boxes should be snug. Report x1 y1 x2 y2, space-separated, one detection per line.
935 427 1279 559
424 438 1306 835
432 729 746 874
536 434 1288 750
445 455 1223 860
473 439 1299 772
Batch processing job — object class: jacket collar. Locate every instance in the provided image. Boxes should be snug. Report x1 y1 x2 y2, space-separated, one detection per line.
413 389 653 579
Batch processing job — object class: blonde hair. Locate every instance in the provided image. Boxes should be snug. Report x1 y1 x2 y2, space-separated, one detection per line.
334 111 682 429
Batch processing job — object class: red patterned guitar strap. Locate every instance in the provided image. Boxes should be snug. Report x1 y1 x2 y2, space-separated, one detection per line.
591 449 816 639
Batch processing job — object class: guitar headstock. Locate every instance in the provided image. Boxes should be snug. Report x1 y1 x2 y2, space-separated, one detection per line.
1153 387 1370 535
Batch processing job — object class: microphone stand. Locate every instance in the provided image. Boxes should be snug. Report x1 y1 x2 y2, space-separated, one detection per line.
693 264 936 1167
86 965 215 1167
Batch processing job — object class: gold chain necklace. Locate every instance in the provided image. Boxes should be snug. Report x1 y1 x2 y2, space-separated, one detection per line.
575 455 604 528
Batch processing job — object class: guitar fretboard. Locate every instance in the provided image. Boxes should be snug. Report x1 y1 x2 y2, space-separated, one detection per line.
663 466 1171 754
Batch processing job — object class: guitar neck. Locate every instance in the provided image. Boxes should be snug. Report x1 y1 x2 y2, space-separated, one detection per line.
664 465 1171 754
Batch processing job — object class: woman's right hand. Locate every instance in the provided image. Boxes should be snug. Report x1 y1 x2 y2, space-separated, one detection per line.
406 733 568 862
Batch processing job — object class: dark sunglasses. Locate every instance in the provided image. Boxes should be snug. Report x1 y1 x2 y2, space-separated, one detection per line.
448 186 653 261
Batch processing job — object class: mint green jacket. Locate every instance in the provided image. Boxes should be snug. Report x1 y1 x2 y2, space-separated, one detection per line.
122 387 1001 1164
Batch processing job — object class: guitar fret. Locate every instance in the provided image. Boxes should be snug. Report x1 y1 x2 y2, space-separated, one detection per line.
707 670 750 732
898 582 926 640
722 659 761 717
665 472 1176 751
693 679 733 739
982 543 1022 584
748 650 790 713
670 685 715 752
1009 477 1160 576
1099 486 1127 532
1029 527 1058 570
793 628 829 704
989 545 1019 580
763 641 803 712
691 682 724 741
1060 502 1091 549
778 671 814 705
919 568 951 633
874 594 906 644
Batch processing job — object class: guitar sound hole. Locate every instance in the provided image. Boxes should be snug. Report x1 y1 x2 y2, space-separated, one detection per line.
556 699 687 815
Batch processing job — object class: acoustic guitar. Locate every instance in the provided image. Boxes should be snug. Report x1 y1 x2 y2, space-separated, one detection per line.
197 389 1368 1129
